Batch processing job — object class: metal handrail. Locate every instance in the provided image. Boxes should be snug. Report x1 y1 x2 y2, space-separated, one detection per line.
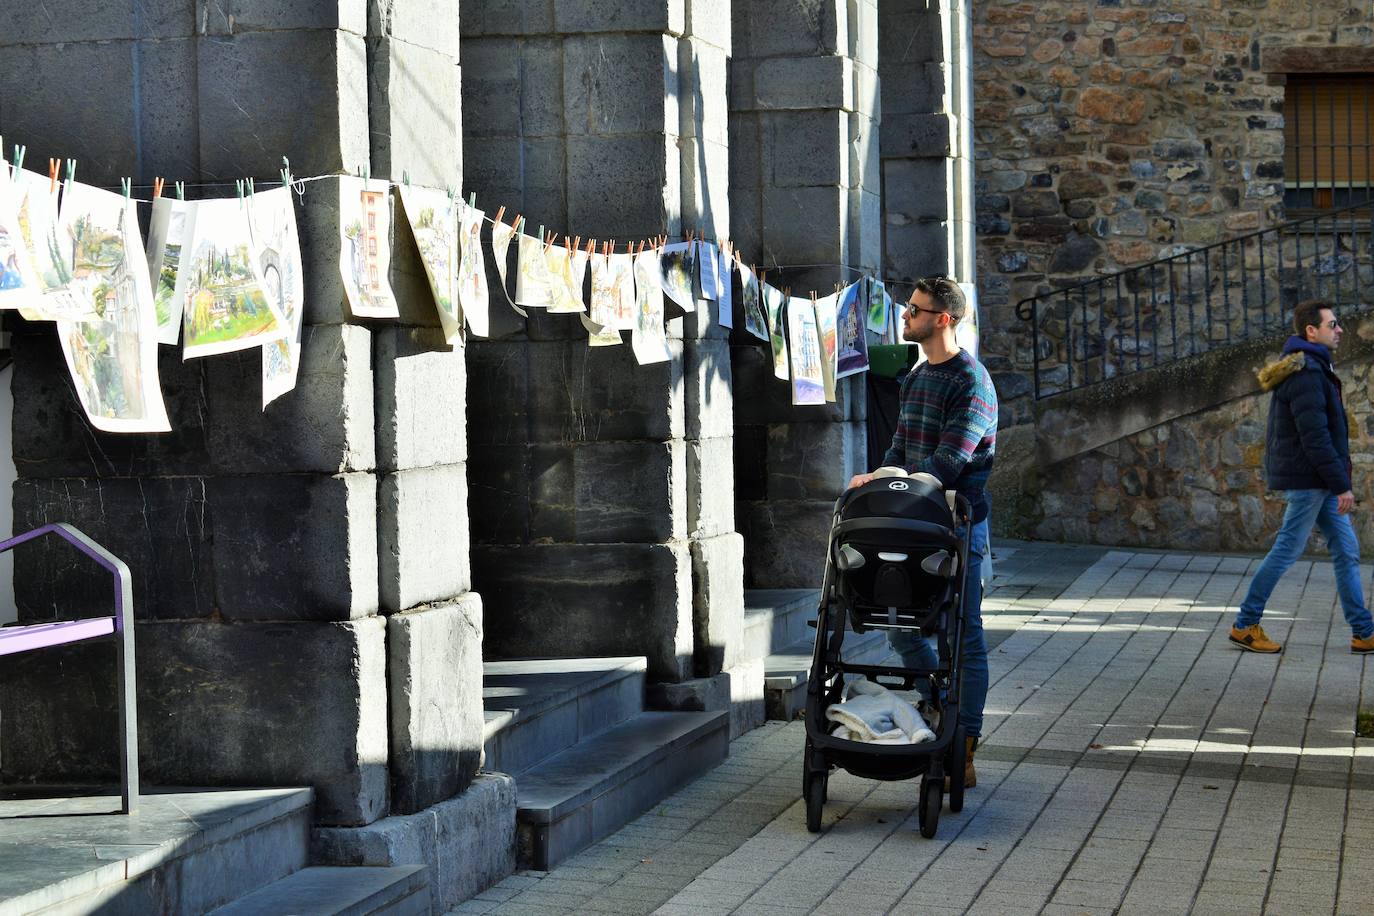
1015 199 1374 400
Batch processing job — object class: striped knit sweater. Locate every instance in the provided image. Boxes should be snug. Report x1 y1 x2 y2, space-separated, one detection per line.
881 349 998 522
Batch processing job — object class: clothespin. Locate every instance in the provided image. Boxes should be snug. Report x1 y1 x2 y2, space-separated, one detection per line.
65 158 76 185
537 224 544 244
402 170 410 187
545 231 556 253
571 236 581 252
446 186 456 204
12 145 25 172
48 159 60 193
175 181 186 201
280 156 292 187
246 177 255 198
585 238 595 256
153 177 165 199
236 179 245 207
356 165 370 182
120 177 131 199
494 205 506 226
467 192 476 209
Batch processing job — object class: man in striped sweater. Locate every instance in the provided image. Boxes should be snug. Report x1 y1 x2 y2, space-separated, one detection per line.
847 276 998 788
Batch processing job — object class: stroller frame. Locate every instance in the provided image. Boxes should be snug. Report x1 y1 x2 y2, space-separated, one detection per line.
801 485 973 839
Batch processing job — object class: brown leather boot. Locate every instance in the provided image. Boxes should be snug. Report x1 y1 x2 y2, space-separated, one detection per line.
944 736 977 790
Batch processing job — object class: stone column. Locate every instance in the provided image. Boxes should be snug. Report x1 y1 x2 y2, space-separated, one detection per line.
729 0 878 588
878 0 976 288
461 0 736 686
0 1 483 831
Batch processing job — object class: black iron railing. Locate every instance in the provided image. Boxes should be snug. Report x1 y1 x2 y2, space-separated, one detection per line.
1014 201 1374 400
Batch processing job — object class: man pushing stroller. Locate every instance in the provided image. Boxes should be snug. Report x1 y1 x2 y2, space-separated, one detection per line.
848 277 998 788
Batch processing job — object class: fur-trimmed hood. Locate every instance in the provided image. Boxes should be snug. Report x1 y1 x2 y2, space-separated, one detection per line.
1258 352 1306 391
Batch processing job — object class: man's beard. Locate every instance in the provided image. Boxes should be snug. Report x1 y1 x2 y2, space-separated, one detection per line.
903 323 932 344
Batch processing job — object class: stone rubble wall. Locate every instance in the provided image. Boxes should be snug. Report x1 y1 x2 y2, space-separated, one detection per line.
970 0 1374 427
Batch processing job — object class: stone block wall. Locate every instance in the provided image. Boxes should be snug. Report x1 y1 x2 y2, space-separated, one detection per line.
460 0 738 683
729 0 878 588
972 1 1374 427
0 1 481 829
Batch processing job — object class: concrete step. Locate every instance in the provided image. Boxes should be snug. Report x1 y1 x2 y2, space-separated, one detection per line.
741 589 820 662
209 866 429 916
482 657 647 776
763 629 897 721
516 709 729 870
0 787 313 916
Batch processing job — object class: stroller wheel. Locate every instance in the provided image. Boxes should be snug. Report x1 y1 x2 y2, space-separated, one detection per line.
805 771 827 833
947 725 967 813
918 774 942 838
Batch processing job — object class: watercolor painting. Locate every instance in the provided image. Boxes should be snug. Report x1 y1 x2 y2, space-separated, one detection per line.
738 263 767 341
10 169 90 321
696 241 722 302
178 198 288 359
398 185 460 340
339 176 399 319
0 169 46 309
55 181 170 432
145 197 193 344
659 241 696 313
866 277 889 334
835 280 870 379
515 231 555 308
457 202 490 337
813 291 839 402
762 281 788 380
489 217 526 317
714 246 733 329
786 296 825 406
632 249 671 365
249 187 305 408
545 243 584 313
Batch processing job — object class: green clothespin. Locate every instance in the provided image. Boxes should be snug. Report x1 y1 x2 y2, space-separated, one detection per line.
12 145 25 171
65 159 76 185
402 170 410 187
355 165 370 182
446 186 455 203
280 156 292 187
175 181 185 201
247 177 255 198
120 178 131 199
236 179 245 207
467 192 476 209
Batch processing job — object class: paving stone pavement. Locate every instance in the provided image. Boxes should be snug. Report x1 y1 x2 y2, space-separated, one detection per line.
452 540 1374 915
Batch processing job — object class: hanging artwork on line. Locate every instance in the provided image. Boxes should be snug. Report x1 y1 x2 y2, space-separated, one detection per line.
697 241 722 302
545 243 584 313
55 181 170 433
339 176 399 319
457 203 490 337
786 295 825 406
714 246 733 330
0 168 47 309
9 168 90 322
658 241 696 313
489 218 526 317
177 197 289 359
580 248 621 345
866 277 890 334
738 262 767 342
813 291 839 402
144 196 193 344
632 248 671 365
249 186 305 408
606 252 636 330
515 231 555 308
835 280 870 379
762 280 789 380
397 185 461 342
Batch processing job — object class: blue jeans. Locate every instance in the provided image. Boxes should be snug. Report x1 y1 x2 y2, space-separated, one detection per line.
887 518 990 738
1237 489 1374 638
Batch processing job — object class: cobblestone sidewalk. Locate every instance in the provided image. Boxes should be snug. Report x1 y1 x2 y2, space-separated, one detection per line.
454 541 1373 915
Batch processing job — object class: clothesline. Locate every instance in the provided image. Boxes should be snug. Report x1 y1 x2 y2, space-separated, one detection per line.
62 170 926 290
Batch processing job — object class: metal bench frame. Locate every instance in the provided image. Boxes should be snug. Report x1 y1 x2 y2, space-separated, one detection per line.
0 523 138 814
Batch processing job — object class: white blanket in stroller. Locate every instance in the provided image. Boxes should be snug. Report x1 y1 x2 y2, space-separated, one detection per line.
826 679 936 745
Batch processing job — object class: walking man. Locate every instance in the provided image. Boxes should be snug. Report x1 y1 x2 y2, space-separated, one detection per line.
846 277 998 786
1233 299 1374 654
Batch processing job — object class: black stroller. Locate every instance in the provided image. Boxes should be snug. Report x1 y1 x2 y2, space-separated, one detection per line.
802 475 972 839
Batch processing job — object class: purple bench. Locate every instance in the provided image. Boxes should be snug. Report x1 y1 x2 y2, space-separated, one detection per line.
0 523 138 814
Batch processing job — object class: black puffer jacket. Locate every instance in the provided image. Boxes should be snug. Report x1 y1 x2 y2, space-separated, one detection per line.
1259 336 1352 494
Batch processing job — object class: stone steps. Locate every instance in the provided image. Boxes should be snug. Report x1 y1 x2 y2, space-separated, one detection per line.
764 628 898 720
0 787 325 915
481 657 729 871
482 656 646 776
514 709 729 870
209 866 429 916
741 588 821 661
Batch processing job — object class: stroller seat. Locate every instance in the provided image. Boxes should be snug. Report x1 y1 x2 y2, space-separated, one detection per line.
832 476 961 635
